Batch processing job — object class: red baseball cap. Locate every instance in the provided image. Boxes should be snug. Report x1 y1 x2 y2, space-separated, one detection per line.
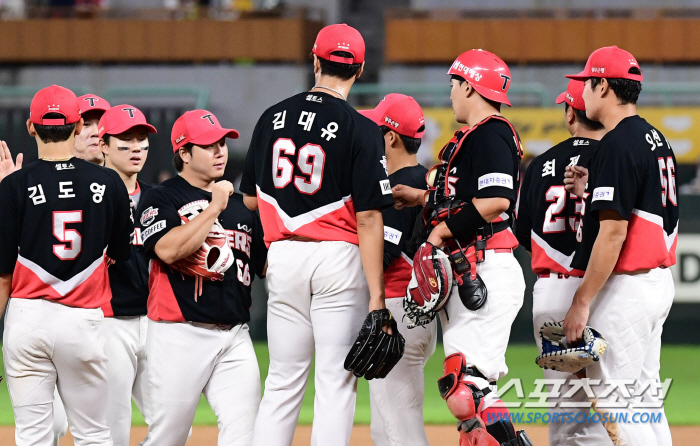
98 105 157 138
447 49 512 106
312 23 365 64
30 85 81 125
171 110 239 153
360 94 426 138
556 80 587 111
566 46 643 82
78 94 111 116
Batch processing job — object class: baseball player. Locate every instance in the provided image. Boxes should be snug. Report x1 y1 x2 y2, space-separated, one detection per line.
240 24 394 446
393 50 530 445
0 85 132 445
74 94 111 164
98 105 157 445
563 46 677 446
515 79 610 446
138 110 266 446
359 94 436 446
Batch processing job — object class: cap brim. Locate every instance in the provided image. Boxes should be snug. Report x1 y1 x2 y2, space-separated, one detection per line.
190 127 240 146
565 70 589 80
555 92 567 104
359 108 383 127
108 123 157 135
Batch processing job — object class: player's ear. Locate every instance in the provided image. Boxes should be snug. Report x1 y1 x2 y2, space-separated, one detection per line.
598 78 609 97
74 117 84 137
566 107 576 126
99 137 108 155
26 120 36 137
313 55 321 76
356 61 365 79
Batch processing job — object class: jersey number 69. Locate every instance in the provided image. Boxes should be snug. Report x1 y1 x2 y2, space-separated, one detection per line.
272 138 325 195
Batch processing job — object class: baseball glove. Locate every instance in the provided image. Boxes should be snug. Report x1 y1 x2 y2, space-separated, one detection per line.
169 218 234 282
403 242 453 328
344 309 405 380
535 322 608 374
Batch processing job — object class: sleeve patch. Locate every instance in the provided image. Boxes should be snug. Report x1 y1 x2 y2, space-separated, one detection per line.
592 187 615 202
140 206 158 226
383 226 402 245
477 173 513 190
380 179 392 195
142 220 166 241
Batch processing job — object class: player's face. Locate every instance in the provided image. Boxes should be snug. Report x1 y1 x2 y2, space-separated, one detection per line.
73 116 103 164
450 78 469 124
188 139 228 181
102 128 149 176
582 78 602 122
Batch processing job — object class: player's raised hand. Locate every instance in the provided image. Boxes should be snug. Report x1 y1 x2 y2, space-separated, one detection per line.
0 141 23 182
211 180 234 213
392 184 426 210
564 165 588 198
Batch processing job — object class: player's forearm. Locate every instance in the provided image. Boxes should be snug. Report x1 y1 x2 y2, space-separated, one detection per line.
243 194 258 211
154 206 220 264
0 273 12 315
357 209 386 309
472 196 510 222
573 217 628 308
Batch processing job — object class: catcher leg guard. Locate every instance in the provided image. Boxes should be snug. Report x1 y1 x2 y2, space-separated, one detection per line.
484 419 534 446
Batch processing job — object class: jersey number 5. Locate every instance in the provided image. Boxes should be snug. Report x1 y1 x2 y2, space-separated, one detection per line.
272 138 325 195
53 211 83 260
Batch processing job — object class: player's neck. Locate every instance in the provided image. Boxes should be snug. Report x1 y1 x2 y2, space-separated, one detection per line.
386 150 417 176
599 102 637 132
311 75 355 101
572 126 606 141
36 139 75 161
108 164 138 194
463 102 501 128
179 170 215 192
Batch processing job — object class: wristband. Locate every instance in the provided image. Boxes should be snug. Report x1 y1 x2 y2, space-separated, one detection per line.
444 201 488 241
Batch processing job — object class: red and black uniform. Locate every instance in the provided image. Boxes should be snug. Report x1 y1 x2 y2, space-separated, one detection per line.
137 175 267 325
0 158 131 308
516 137 599 276
383 164 428 298
426 116 522 250
102 180 152 317
240 91 394 245
572 116 679 272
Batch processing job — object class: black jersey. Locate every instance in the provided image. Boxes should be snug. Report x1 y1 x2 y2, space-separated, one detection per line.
572 116 679 272
436 116 522 249
383 164 428 299
138 176 267 325
516 137 598 276
240 91 394 246
0 158 131 309
103 180 151 317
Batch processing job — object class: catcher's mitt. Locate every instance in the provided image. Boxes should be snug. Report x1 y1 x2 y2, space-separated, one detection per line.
169 218 234 286
535 322 608 374
344 309 405 380
403 242 453 328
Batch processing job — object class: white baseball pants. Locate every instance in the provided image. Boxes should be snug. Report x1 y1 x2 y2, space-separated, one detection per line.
532 275 611 446
369 297 437 446
142 320 260 446
440 250 525 388
102 315 150 446
52 389 68 446
251 240 369 446
2 297 112 446
585 267 674 446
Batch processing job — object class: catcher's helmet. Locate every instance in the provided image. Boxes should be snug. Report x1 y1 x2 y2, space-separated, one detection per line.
447 49 512 106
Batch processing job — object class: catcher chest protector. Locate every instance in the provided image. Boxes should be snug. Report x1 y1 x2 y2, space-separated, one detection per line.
439 353 533 446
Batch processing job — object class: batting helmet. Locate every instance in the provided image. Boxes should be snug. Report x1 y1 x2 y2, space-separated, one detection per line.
447 50 512 106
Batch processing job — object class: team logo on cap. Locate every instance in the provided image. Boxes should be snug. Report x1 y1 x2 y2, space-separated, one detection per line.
591 67 605 74
48 105 60 111
122 107 136 118
450 61 483 82
175 134 186 144
384 116 400 129
338 42 350 50
201 114 215 125
84 97 99 107
566 93 574 104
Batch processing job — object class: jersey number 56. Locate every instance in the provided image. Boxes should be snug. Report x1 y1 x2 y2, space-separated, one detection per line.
272 138 325 195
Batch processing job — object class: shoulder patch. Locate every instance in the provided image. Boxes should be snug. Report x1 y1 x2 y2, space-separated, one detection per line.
592 187 614 202
478 173 513 190
380 179 392 195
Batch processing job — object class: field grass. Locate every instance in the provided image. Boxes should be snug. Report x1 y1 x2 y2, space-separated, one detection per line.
0 344 698 426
